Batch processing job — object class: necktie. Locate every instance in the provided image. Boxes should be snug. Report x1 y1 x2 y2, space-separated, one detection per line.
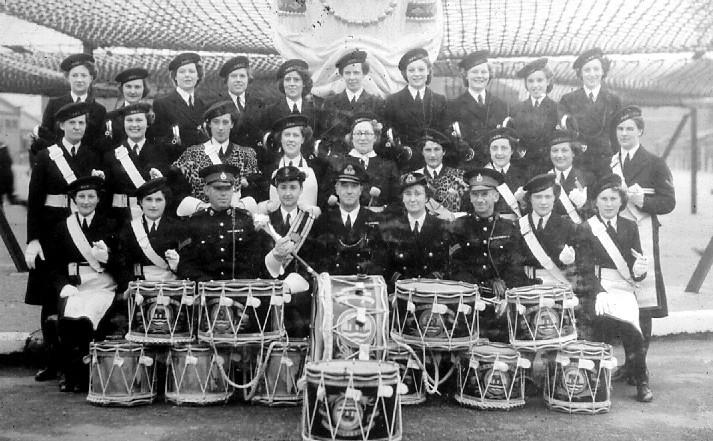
150 222 156 234
623 153 632 175
500 168 505 175
477 94 483 105
359 158 366 169
237 99 245 113
606 220 615 235
413 220 420 235
350 95 356 105
431 169 438 180
344 214 352 230
292 103 299 114
536 217 544 233
75 97 81 103
534 99 540 108
188 96 194 110
414 91 422 105
289 160 294 167
70 145 77 157
559 172 565 186
219 146 227 161
81 218 89 232
589 92 595 103
132 144 140 156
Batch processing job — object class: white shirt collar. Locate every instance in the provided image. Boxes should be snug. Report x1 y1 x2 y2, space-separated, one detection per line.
340 205 360 225
602 215 618 230
407 212 427 232
487 162 510 174
530 95 545 106
346 89 363 102
584 84 601 101
77 211 95 226
62 138 81 152
280 206 298 224
531 211 552 229
468 88 486 103
348 149 377 160
211 138 230 154
229 91 246 108
280 155 305 168
408 86 426 100
426 164 443 177
621 143 640 161
70 92 88 103
286 97 302 112
551 166 573 183
144 215 161 230
128 138 146 152
175 88 194 106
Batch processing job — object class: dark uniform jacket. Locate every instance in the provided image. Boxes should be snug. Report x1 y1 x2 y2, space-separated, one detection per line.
319 90 385 156
213 91 267 149
114 215 185 292
177 207 266 281
482 163 528 217
559 87 622 176
149 90 208 158
508 96 558 174
262 96 322 135
383 87 449 171
327 155 400 207
448 91 508 167
32 94 107 158
380 213 451 287
520 213 578 278
309 206 384 275
551 167 596 220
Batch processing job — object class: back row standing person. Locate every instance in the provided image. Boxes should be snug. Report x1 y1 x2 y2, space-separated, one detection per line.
102 67 151 148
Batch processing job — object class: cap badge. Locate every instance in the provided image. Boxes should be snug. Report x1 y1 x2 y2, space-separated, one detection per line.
219 172 227 180
476 174 483 182
344 164 355 175
405 174 416 184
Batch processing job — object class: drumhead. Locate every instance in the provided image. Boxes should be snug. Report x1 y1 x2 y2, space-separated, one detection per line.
468 342 519 359
128 280 195 295
560 340 613 358
505 283 573 303
198 279 283 294
306 360 399 378
396 279 477 298
90 340 144 352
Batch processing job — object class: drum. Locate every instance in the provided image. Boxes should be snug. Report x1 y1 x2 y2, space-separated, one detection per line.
505 284 578 350
454 342 529 410
302 360 403 441
385 343 425 405
251 340 308 406
87 341 156 406
543 340 617 414
165 344 233 405
313 274 389 362
197 280 285 345
126 280 196 344
391 279 486 350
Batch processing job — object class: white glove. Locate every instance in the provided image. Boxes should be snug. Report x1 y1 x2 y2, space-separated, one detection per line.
627 183 645 208
91 240 109 264
149 168 163 179
568 187 587 209
165 249 180 271
298 202 321 219
369 187 381 198
327 194 338 206
283 272 309 294
90 169 106 180
24 239 45 269
257 199 280 215
559 244 576 265
176 197 209 217
514 186 526 203
237 196 258 214
272 236 295 261
230 192 243 208
240 177 249 188
595 292 611 316
632 251 649 278
60 284 79 298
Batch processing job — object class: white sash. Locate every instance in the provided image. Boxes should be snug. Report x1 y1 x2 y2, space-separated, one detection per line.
518 216 569 285
496 182 522 217
130 219 169 270
66 215 102 273
114 146 146 189
48 145 77 185
587 216 634 286
204 141 222 165
558 189 582 224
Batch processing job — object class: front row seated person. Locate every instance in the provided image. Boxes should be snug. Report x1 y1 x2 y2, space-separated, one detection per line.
577 174 652 402
47 176 118 393
450 168 529 342
381 172 451 289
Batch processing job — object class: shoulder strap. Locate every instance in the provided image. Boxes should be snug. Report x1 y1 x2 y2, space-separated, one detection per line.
518 216 569 284
587 216 634 286
48 145 77 185
558 188 582 224
496 182 522 217
203 141 222 165
115 146 146 189
130 219 169 269
66 215 101 272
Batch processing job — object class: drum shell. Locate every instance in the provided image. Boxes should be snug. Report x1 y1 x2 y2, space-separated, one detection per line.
505 284 577 349
385 344 425 405
251 341 308 406
165 344 233 405
126 281 196 344
87 341 156 406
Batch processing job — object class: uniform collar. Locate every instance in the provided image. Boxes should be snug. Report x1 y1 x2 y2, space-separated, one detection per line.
621 143 641 161
175 87 194 106
531 211 552 229
340 205 360 224
346 89 363 102
468 88 486 103
286 97 302 112
229 91 246 108
408 86 426 100
407 212 427 232
584 84 601 101
77 211 95 227
70 92 88 103
62 138 81 152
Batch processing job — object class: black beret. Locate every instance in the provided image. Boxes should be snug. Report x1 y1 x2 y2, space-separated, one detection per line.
399 172 428 192
199 164 240 185
336 49 367 71
135 177 169 200
272 114 311 132
420 128 452 150
276 59 309 80
573 48 604 71
67 175 103 194
219 56 250 78
486 127 519 146
524 173 557 195
398 48 429 71
272 165 306 186
60 53 95 72
464 167 504 190
336 162 368 184
517 58 548 78
55 102 90 123
203 100 236 121
168 52 201 72
351 111 379 126
458 50 490 71
115 67 149 84
119 102 152 119
612 105 643 127
548 129 585 153
591 174 624 199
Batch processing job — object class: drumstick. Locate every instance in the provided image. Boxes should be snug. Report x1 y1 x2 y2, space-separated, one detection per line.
260 222 319 278
630 249 645 259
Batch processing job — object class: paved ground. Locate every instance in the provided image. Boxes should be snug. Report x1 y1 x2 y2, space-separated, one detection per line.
0 334 712 441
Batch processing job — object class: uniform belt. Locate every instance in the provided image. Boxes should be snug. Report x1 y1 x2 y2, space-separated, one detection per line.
524 265 540 279
595 266 624 282
112 194 138 208
45 194 68 208
68 262 102 276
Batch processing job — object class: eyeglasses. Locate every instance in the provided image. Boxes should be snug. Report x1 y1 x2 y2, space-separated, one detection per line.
353 131 374 137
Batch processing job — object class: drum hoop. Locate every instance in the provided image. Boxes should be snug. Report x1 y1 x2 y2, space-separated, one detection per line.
560 341 613 359
395 278 478 299
86 393 156 407
90 341 145 352
128 280 196 295
455 394 526 410
544 395 611 414
505 284 573 303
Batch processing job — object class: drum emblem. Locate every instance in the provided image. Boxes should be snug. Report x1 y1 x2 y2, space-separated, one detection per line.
146 302 173 334
336 310 376 350
416 305 455 338
532 306 560 340
206 300 247 334
321 393 374 438
482 367 511 399
560 365 588 397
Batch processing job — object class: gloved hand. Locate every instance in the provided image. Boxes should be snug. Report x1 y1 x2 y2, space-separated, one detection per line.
91 169 106 180
595 292 611 316
369 187 381 198
25 239 45 269
176 197 209 217
632 249 649 278
492 278 507 299
568 187 587 209
627 183 645 208
91 240 109 264
257 199 280 215
298 202 322 219
149 168 163 179
514 186 526 203
165 249 180 271
559 244 576 265
240 177 249 188
327 194 338 206
60 284 79 298
272 236 295 261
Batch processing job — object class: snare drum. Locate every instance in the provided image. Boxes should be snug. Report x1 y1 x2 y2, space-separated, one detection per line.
313 274 388 362
392 279 486 350
454 342 529 410
505 284 578 350
126 280 196 344
302 360 403 441
385 343 425 405
251 340 308 406
197 280 285 345
165 344 233 405
543 340 617 414
87 341 156 406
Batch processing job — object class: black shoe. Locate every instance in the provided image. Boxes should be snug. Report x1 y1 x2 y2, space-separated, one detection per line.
34 367 57 382
636 383 653 402
59 379 74 393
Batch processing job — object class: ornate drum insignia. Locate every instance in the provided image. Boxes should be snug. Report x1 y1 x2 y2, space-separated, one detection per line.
483 367 511 399
147 302 173 334
532 306 561 340
560 365 589 397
